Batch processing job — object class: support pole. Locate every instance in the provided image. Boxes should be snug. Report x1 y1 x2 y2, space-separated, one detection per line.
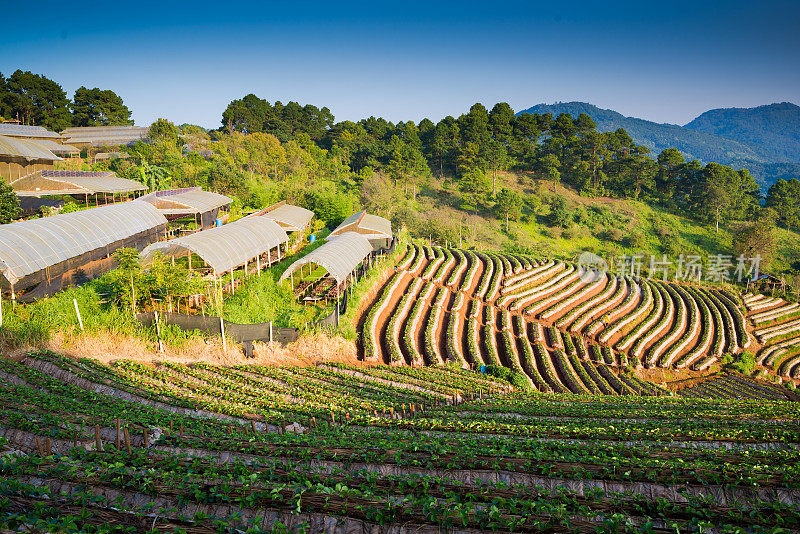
220 316 227 353
73 299 84 331
154 310 164 353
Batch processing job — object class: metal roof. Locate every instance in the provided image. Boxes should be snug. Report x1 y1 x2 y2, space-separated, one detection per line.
0 201 167 285
0 135 61 161
139 188 232 215
280 232 373 284
329 210 392 240
31 139 80 155
248 201 314 232
140 216 288 274
0 124 62 139
60 126 148 146
11 170 147 197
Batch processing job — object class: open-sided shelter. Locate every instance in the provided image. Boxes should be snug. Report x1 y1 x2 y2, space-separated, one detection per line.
139 187 233 229
0 134 61 183
139 216 289 277
279 232 373 305
247 200 314 235
10 170 147 201
0 201 168 295
0 124 63 143
328 210 392 249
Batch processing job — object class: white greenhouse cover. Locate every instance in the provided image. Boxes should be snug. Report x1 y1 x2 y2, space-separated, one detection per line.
139 188 232 215
280 232 373 284
0 201 167 285
329 210 392 240
140 216 288 274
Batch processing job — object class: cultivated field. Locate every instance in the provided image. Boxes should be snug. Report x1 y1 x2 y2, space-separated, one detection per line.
361 244 800 388
1 350 799 532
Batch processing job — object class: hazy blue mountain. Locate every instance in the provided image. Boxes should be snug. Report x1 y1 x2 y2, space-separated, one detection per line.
517 101 800 191
684 102 800 163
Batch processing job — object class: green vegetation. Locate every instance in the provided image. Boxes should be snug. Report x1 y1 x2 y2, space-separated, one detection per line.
1 352 799 532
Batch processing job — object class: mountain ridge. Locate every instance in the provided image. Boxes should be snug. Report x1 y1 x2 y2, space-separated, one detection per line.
517 101 800 191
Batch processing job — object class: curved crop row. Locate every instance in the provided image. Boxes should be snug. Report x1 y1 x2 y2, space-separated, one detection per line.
703 289 736 354
466 300 484 366
567 353 600 394
424 288 449 365
420 247 444 280
432 248 456 285
499 328 534 388
445 292 468 367
387 278 424 364
750 302 800 325
459 251 481 294
616 280 664 355
598 281 652 344
552 349 590 393
630 282 674 364
759 334 800 367
556 275 618 331
754 318 800 343
713 290 749 349
401 282 437 366
645 284 688 367
569 276 628 333
502 259 557 290
485 254 505 301
588 278 642 338
516 332 551 392
498 263 568 306
397 243 416 270
657 285 700 368
539 274 607 322
473 253 494 299
532 342 569 393
363 272 405 361
512 266 580 312
675 287 716 369
578 358 615 394
482 305 501 366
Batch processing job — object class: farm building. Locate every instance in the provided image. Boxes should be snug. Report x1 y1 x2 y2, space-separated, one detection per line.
0 134 61 184
140 216 288 285
60 126 149 148
0 124 79 157
280 232 374 305
0 201 168 300
10 170 147 203
247 200 314 241
139 187 233 230
328 210 392 249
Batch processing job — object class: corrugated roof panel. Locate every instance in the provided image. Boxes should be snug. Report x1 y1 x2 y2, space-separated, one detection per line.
140 217 288 274
255 203 314 232
0 124 62 139
0 201 167 285
140 189 232 215
279 232 373 284
329 210 392 240
0 135 61 161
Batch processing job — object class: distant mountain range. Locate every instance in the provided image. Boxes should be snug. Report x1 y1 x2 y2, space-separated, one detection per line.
517 101 800 192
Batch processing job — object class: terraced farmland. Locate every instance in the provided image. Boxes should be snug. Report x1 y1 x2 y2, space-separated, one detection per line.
2 350 800 532
362 244 800 390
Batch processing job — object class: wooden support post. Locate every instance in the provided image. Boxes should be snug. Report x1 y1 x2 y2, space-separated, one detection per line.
257 255 261 273
46 437 51 455
143 428 148 448
123 427 131 454
251 420 256 433
35 437 44 455
94 424 102 451
269 321 273 349
116 419 121 450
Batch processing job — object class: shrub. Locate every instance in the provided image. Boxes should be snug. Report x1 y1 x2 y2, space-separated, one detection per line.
509 372 533 392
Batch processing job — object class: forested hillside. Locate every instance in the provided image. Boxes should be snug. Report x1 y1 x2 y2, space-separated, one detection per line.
518 101 800 191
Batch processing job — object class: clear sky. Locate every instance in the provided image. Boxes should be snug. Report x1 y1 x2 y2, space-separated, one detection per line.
1 0 798 129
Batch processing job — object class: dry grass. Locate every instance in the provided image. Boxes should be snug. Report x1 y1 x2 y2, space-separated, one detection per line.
13 330 360 368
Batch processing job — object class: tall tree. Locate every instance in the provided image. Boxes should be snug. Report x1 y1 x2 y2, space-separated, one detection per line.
71 86 133 126
495 187 521 232
0 70 71 130
766 178 800 232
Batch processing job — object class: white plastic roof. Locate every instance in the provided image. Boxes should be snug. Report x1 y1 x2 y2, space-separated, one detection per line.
0 134 61 161
139 188 232 215
140 216 288 274
11 171 147 196
60 126 149 147
329 210 392 240
250 203 314 232
280 232 373 284
0 201 167 285
0 124 62 139
32 139 80 154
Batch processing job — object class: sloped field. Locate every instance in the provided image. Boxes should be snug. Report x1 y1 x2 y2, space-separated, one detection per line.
1 351 800 532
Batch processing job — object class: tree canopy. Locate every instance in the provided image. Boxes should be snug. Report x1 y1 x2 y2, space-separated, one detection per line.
71 86 133 126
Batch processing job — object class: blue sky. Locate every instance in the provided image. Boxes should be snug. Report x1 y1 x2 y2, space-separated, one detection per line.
1 0 798 128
